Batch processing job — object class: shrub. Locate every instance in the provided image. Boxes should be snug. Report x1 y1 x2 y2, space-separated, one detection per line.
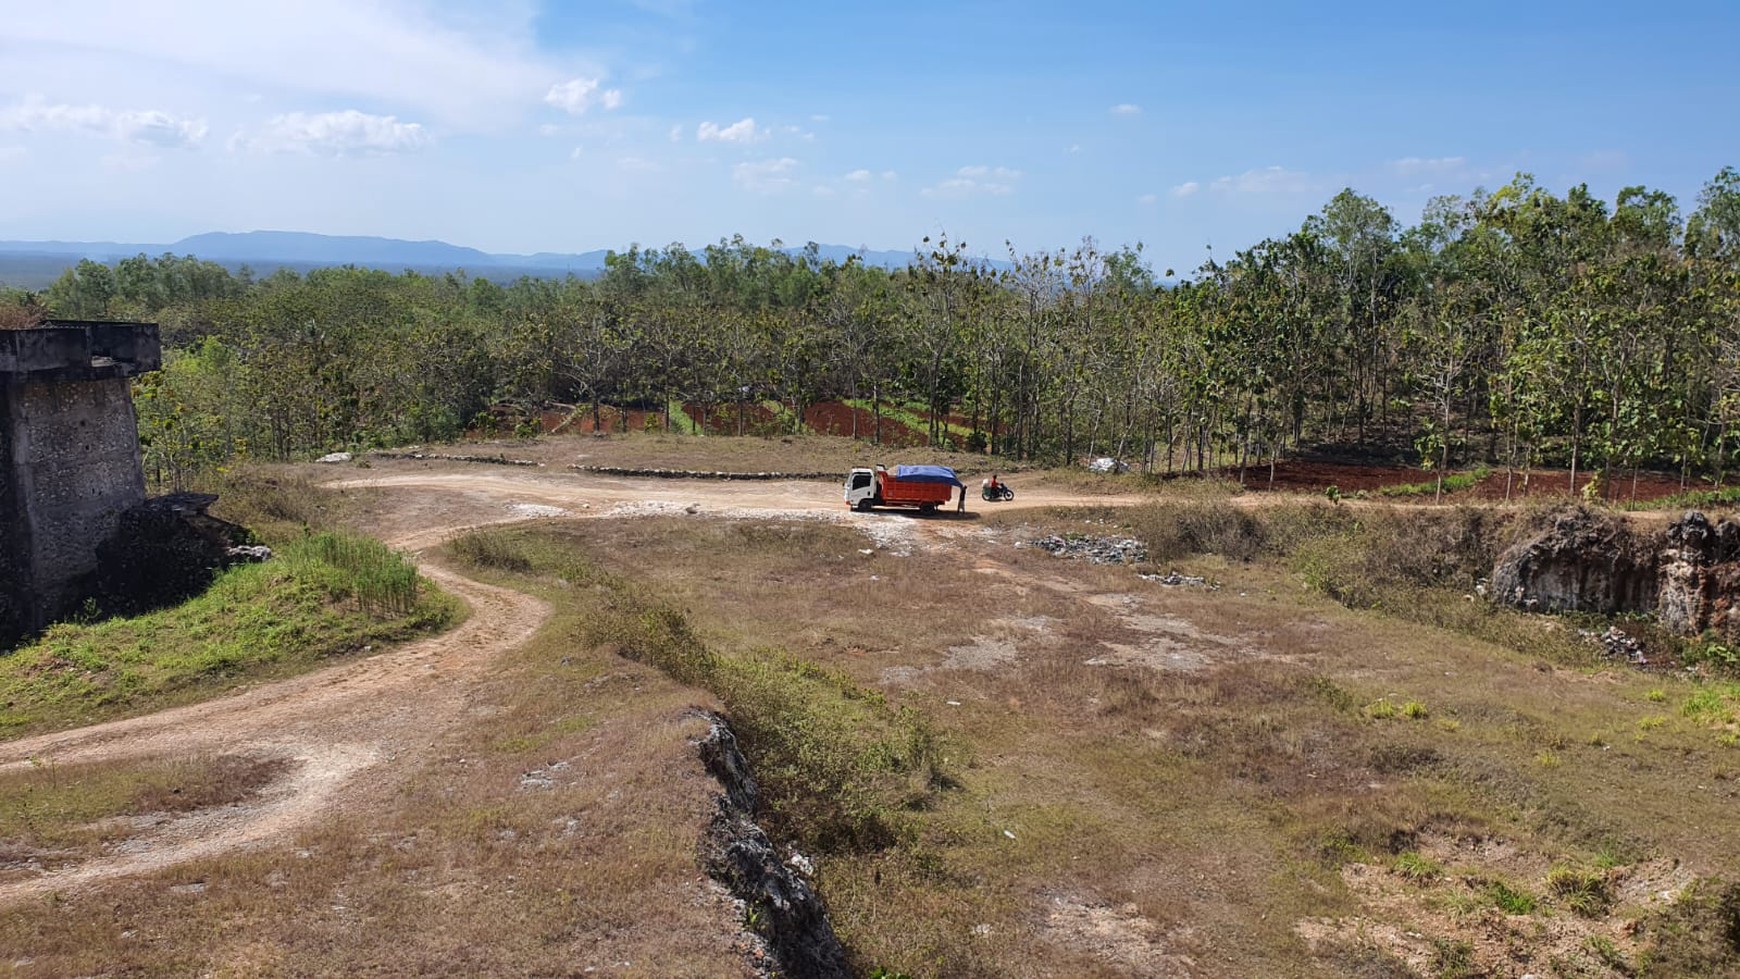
1547 864 1613 918
1394 850 1443 882
1483 879 1538 915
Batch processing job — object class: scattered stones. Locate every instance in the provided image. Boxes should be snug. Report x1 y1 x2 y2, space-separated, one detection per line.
1581 625 1648 665
1138 571 1212 589
225 545 273 562
570 465 834 481
506 503 569 518
518 760 571 791
1023 534 1148 565
371 451 539 466
315 451 353 464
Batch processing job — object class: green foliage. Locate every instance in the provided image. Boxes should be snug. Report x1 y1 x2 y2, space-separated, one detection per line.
1393 850 1443 882
0 533 456 736
286 533 422 616
1431 937 1478 978
1482 879 1538 915
45 166 1740 487
1376 467 1491 498
1547 864 1614 917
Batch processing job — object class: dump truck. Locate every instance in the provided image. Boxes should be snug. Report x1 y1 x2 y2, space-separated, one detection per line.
843 464 963 512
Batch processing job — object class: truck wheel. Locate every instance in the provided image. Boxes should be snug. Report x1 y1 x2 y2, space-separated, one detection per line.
920 503 938 512
855 498 875 512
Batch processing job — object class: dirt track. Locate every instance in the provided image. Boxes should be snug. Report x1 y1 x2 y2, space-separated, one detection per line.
0 467 1102 904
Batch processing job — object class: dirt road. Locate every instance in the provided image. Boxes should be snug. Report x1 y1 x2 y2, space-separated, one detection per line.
0 466 1108 904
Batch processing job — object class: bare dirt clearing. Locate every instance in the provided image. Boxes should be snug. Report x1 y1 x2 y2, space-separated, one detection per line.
5 451 1739 976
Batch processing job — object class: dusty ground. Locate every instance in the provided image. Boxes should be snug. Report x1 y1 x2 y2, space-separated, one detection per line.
0 459 1113 972
3 450 1734 976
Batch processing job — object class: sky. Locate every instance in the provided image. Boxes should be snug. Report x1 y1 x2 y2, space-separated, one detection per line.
1 0 1737 274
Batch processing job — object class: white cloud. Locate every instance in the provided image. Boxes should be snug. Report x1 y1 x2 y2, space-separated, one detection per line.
812 185 836 198
1138 193 1159 205
3 3 575 130
569 146 584 160
537 123 558 137
697 117 764 143
810 113 830 123
1110 103 1142 116
1171 181 1200 198
0 146 24 163
732 156 798 193
1389 156 1466 176
0 98 207 148
235 109 430 156
1067 143 1082 154
544 77 623 115
923 165 1021 199
668 124 683 142
1208 165 1312 194
845 168 873 182
880 170 897 181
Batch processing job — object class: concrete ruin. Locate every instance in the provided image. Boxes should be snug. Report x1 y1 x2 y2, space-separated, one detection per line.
1 320 161 643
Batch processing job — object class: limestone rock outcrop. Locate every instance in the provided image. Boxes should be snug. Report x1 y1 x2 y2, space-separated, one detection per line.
1490 507 1658 614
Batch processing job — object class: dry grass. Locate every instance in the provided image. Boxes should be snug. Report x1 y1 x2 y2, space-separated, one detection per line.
0 304 45 330
1 754 289 855
14 480 1740 974
468 506 1740 976
0 551 754 976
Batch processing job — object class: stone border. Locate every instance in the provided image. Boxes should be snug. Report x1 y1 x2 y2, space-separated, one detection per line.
370 451 541 467
569 465 836 481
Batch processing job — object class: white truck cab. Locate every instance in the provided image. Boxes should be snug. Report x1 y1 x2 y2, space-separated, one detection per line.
843 467 878 510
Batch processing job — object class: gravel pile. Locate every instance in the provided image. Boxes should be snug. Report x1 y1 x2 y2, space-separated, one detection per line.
1581 625 1648 665
1024 534 1148 565
1138 571 1211 588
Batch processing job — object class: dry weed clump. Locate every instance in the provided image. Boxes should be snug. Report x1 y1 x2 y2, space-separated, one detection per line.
0 303 45 330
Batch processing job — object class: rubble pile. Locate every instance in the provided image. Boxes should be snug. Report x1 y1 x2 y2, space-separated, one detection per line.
1024 534 1148 565
1578 625 1648 665
1138 571 1213 588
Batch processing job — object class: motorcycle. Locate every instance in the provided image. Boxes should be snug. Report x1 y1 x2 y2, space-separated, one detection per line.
980 483 1014 502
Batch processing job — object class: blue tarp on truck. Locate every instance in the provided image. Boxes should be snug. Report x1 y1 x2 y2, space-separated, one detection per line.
892 465 964 487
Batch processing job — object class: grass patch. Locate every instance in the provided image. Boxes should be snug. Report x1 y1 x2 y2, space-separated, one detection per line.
1120 499 1601 666
1627 484 1740 512
446 527 949 854
0 754 289 850
1377 466 1492 498
0 531 458 738
1394 850 1444 882
1547 863 1614 918
1481 878 1539 915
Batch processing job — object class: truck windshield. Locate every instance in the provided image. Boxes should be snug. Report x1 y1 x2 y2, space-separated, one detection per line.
850 472 871 490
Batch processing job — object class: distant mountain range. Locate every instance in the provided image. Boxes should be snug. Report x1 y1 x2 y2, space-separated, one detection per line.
0 230 967 289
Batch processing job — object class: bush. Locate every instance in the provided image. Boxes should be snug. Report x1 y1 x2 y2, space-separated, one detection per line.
1547 864 1613 917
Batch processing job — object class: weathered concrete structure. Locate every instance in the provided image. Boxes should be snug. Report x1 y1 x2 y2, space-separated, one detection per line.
0 321 160 643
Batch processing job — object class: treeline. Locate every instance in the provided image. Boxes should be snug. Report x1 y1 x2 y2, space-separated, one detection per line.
10 167 1740 492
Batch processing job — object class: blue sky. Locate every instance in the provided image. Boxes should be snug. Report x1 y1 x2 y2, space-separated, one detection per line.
1 0 1736 273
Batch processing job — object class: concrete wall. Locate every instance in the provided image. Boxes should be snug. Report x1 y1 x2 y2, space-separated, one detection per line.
0 386 21 642
3 377 148 624
0 321 159 644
